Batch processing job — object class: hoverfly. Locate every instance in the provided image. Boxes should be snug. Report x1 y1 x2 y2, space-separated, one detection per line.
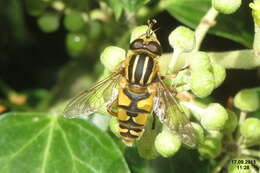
64 20 197 148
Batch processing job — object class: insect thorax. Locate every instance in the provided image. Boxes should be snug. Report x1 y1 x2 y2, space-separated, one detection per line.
126 52 158 86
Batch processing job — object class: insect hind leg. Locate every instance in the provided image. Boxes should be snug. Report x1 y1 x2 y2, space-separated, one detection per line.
106 99 118 117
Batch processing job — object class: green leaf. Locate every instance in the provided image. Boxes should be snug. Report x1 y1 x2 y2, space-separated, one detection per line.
166 0 253 47
121 0 150 12
107 0 123 19
0 112 130 173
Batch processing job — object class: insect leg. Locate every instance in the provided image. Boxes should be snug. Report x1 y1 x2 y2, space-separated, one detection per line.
161 66 189 80
106 98 118 117
161 74 177 80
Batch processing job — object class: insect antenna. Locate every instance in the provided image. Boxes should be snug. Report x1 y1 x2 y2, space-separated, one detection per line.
146 19 157 38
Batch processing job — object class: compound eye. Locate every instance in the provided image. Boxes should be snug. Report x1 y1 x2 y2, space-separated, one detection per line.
130 39 143 50
147 41 162 56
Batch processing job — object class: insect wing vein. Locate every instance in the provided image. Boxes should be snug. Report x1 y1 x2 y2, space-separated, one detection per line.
154 79 197 148
63 72 121 119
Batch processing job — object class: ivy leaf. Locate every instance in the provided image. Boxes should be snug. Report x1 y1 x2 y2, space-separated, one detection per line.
0 112 130 173
166 0 253 47
121 0 150 12
107 0 123 20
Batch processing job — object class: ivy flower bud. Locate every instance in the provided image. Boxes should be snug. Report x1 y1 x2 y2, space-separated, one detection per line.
188 51 212 71
212 0 241 14
212 63 226 88
64 10 85 32
191 122 204 144
207 130 223 140
190 69 215 98
168 26 195 52
223 110 238 134
66 33 87 56
201 103 228 130
234 89 259 112
155 130 181 157
37 13 60 33
100 46 126 72
198 137 221 159
109 117 120 137
241 118 260 140
130 25 149 43
26 0 47 16
249 1 260 28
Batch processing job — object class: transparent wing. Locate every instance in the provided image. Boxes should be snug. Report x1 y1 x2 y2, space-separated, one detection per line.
153 79 197 148
63 72 121 119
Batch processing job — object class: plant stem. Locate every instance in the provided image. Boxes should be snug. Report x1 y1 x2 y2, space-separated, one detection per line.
241 149 260 158
194 7 219 51
235 111 247 141
253 25 260 56
252 0 260 56
162 49 260 70
212 155 230 173
167 48 182 74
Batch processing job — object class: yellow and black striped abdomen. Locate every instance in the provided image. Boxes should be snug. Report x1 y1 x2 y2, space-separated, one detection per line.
126 53 156 86
117 87 155 146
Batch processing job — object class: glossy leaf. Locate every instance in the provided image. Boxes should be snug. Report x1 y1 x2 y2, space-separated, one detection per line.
0 112 130 173
166 0 253 47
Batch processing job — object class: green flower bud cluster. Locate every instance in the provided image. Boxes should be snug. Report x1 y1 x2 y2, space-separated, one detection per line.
188 52 226 98
212 0 242 14
64 10 88 56
167 26 226 97
25 0 93 56
182 100 234 159
250 1 260 28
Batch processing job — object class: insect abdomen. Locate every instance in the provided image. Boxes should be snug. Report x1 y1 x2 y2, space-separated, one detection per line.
118 111 146 146
127 53 156 86
117 88 155 146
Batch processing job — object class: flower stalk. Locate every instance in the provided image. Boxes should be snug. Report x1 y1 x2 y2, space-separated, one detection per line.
194 7 219 51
